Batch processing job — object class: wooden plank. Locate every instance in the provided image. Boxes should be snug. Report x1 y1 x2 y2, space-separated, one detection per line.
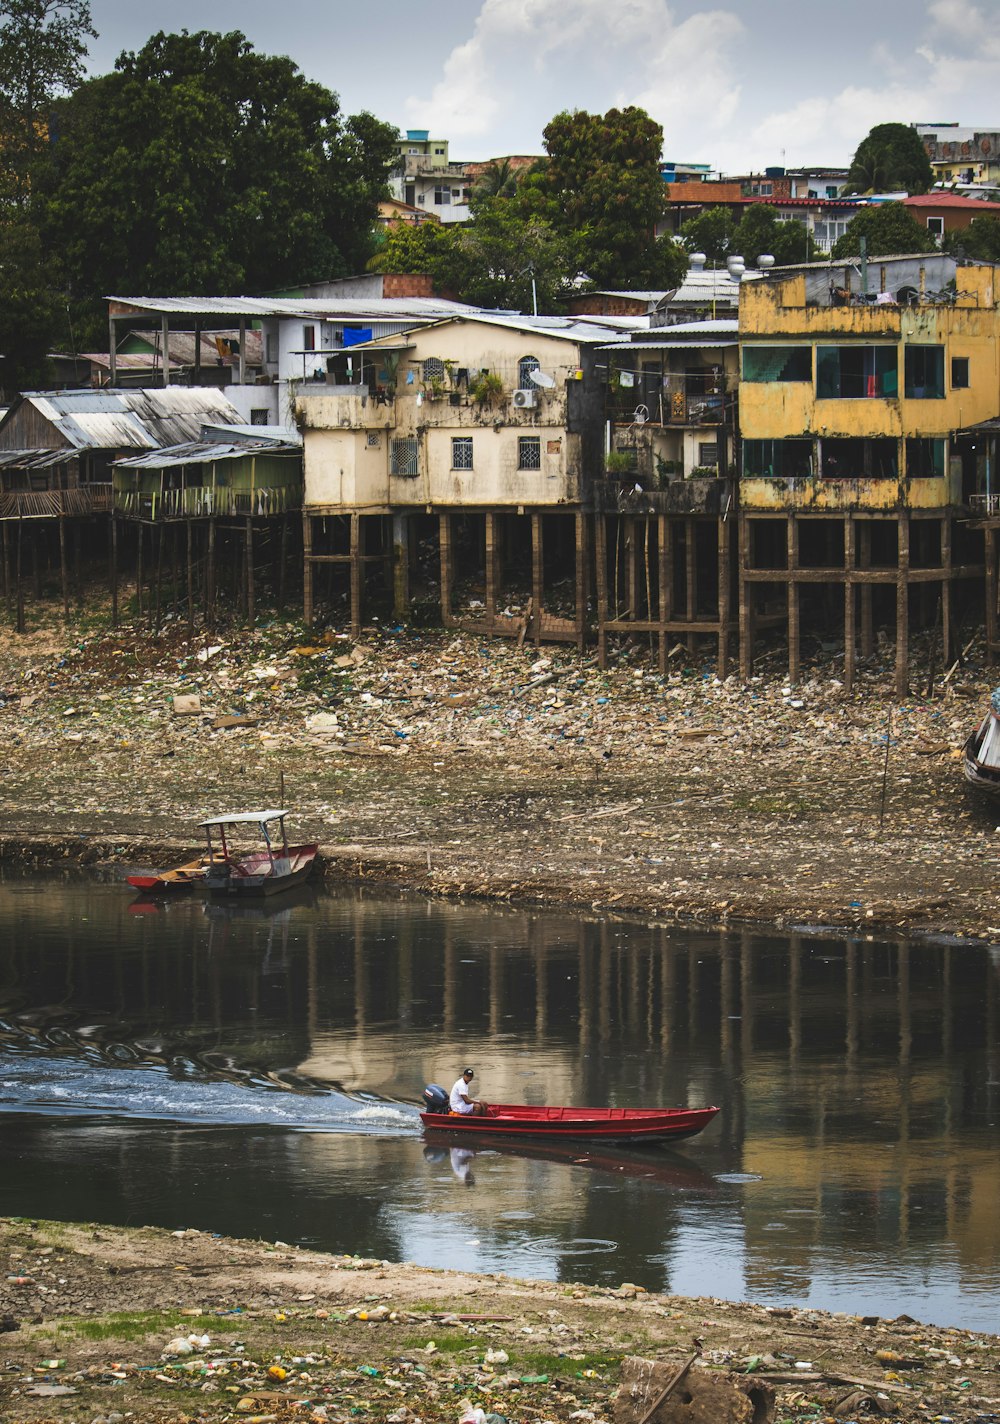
439 512 454 628
594 513 609 669
844 515 855 692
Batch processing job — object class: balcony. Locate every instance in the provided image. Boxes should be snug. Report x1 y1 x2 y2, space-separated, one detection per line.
0 485 112 519
114 485 301 521
607 373 731 427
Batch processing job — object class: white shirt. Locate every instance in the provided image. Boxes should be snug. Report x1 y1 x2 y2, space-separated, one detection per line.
450 1076 474 1113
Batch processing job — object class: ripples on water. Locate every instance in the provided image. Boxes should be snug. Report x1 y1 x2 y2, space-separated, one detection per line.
0 874 998 1332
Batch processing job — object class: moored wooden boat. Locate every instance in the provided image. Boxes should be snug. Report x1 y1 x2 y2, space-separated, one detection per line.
127 853 220 894
200 810 318 896
419 1098 719 1144
964 690 1000 797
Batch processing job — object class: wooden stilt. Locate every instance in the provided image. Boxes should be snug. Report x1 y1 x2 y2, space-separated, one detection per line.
860 521 874 657
439 512 453 626
245 517 255 625
595 513 609 668
154 521 164 628
15 516 24 634
941 514 952 667
72 521 81 604
302 513 313 626
986 527 997 665
787 513 800 684
844 515 856 692
896 511 910 697
31 525 41 600
738 514 753 679
575 510 587 653
531 511 543 645
278 515 289 612
136 524 144 618
185 520 194 632
2 520 11 615
685 517 697 654
110 516 118 627
658 513 672 673
717 514 731 679
625 515 639 621
485 512 497 635
206 519 216 631
58 518 69 619
349 513 361 637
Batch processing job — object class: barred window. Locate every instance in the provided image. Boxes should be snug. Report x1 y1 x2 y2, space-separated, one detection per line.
423 357 445 383
366 431 381 449
698 442 719 467
452 436 473 470
518 436 541 470
390 437 419 478
518 354 540 390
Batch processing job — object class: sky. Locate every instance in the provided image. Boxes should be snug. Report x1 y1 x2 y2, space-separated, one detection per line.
83 0 1000 175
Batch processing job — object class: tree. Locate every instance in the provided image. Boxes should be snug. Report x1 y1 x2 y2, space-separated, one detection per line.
680 207 737 265
845 123 933 195
831 202 937 258
0 0 95 193
473 158 518 202
38 30 399 342
944 214 1000 263
734 204 817 265
539 107 686 289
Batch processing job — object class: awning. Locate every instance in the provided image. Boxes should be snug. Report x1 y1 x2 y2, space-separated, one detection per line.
200 809 289 827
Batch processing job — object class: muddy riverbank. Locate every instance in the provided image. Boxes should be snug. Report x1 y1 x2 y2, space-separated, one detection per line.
0 614 998 940
2 1217 999 1424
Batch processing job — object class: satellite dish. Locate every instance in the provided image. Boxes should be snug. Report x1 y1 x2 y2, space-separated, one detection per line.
529 368 556 388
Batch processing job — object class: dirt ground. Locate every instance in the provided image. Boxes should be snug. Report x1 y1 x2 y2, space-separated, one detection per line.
1 1216 999 1424
1 611 999 941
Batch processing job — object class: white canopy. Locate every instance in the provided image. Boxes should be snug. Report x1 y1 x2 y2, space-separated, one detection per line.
200 810 288 828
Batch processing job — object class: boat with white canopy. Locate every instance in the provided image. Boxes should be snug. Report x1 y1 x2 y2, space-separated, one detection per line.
200 810 319 895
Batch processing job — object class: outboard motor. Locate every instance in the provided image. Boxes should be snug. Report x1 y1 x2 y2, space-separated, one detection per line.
423 1083 449 1113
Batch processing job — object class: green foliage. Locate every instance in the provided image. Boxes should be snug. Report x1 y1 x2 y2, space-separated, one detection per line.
0 0 95 192
682 203 817 267
469 370 505 408
0 211 60 390
680 206 736 264
831 202 937 258
846 122 933 195
944 214 1000 262
605 450 636 475
37 30 399 344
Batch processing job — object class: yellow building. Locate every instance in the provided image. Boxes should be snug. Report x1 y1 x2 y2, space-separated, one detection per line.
736 255 1000 690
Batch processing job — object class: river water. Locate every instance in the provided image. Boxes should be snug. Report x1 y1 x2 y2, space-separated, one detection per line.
0 874 997 1331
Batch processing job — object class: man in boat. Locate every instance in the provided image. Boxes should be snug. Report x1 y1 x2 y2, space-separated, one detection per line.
450 1067 489 1116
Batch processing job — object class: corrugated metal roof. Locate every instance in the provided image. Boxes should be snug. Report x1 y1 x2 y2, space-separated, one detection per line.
18 388 241 451
108 296 478 320
0 448 79 470
597 340 737 351
114 440 301 470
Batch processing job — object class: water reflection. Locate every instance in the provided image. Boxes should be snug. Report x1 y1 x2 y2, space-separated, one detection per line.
0 872 997 1329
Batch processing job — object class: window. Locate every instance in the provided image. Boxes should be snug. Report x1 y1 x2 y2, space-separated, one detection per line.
390 438 419 478
904 345 945 398
821 437 898 479
517 354 540 390
250 408 269 426
422 356 445 384
265 333 277 363
817 345 897 398
433 185 451 205
451 436 473 470
743 439 814 478
952 356 970 389
303 325 316 352
927 216 944 237
742 346 812 382
698 442 719 467
906 438 945 478
825 185 839 198
366 432 381 449
518 436 541 470
434 146 445 155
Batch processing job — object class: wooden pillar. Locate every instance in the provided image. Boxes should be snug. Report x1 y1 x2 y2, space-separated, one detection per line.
787 513 800 684
15 516 24 634
186 520 194 633
531 511 543 645
941 514 953 667
986 527 997 665
206 518 216 631
438 512 453 626
717 514 731 679
393 512 411 622
738 513 753 679
860 521 874 656
136 523 144 617
109 516 118 627
349 513 361 637
2 520 11 615
302 513 313 625
58 517 69 619
625 515 639 621
484 512 497 635
594 512 609 668
658 512 672 673
278 515 289 612
896 511 910 697
154 522 164 628
685 517 697 653
575 510 587 653
245 517 255 625
844 515 856 692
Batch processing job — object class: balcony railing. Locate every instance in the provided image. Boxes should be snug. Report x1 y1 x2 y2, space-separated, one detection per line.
0 485 113 519
607 375 730 427
115 485 301 521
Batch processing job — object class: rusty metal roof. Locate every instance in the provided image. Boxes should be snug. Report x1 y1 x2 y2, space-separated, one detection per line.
0 449 79 470
16 389 241 451
114 440 300 470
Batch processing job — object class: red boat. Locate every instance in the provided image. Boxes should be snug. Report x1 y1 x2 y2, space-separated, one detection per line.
419 1096 718 1144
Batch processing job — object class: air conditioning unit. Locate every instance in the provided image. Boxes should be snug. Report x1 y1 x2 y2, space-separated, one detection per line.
512 388 537 409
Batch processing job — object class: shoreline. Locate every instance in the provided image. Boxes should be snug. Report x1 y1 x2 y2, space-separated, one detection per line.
1 614 999 944
2 1218 998 1423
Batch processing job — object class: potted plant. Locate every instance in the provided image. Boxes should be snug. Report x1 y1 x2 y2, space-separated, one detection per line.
470 371 505 409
